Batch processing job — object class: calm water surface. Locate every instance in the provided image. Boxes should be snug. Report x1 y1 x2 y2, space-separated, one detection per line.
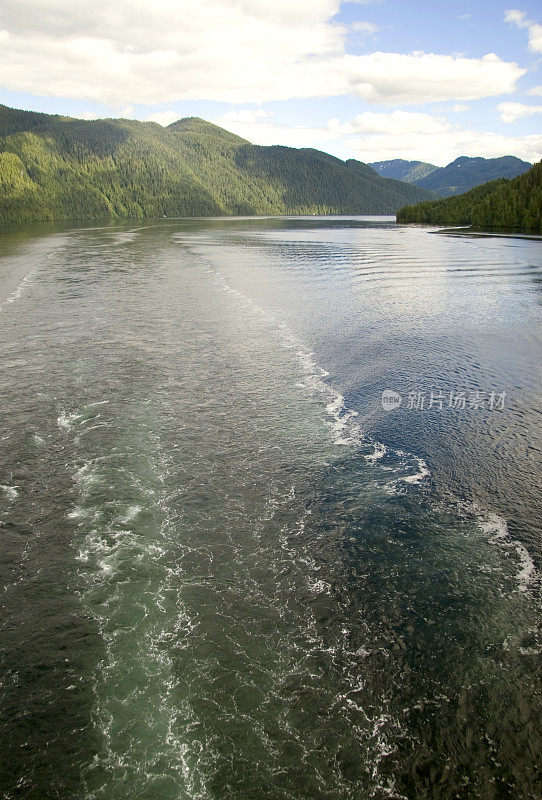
0 217 540 800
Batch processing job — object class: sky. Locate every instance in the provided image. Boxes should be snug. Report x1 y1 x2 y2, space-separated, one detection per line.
0 0 541 166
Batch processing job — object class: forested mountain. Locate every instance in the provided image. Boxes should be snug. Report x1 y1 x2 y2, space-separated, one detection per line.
396 160 542 232
368 159 438 183
412 155 532 197
0 105 434 223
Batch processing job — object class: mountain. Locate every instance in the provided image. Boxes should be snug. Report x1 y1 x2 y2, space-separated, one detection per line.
412 155 532 197
368 159 438 183
0 105 434 224
396 160 542 233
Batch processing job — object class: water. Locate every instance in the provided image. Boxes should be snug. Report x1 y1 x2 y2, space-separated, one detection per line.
0 217 540 800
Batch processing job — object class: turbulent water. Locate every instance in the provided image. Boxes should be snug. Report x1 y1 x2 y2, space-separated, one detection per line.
0 217 541 800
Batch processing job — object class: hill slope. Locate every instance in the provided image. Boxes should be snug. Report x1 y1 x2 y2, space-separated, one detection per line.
412 155 532 197
368 159 438 183
0 105 434 223
396 160 542 232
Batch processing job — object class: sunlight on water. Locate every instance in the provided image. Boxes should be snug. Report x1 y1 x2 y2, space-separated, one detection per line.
0 219 540 799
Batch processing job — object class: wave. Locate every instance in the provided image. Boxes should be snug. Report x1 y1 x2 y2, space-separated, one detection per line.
475 508 536 593
197 254 537 596
0 484 19 501
1 270 35 309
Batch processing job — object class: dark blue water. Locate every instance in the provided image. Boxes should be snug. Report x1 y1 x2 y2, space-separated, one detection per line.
0 218 540 799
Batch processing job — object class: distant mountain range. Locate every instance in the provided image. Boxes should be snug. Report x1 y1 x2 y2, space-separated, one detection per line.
397 160 541 233
0 105 434 224
413 156 533 197
370 156 532 198
369 159 439 184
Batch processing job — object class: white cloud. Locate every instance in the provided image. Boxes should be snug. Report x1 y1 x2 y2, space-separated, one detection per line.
351 21 379 35
218 110 274 124
75 105 134 121
527 85 542 96
452 104 468 112
505 8 542 53
0 0 525 106
118 105 134 119
76 111 100 121
333 52 522 105
504 9 527 26
213 110 337 148
331 110 450 136
215 108 541 166
348 128 540 165
498 101 542 122
146 110 181 126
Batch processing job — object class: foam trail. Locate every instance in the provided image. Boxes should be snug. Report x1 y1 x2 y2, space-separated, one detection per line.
198 253 539 598
57 398 210 799
2 270 35 309
402 458 431 485
476 509 537 593
198 258 429 485
0 484 19 501
365 442 387 461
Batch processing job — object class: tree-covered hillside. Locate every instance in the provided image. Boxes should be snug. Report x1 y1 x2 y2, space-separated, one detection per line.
0 105 434 223
397 160 542 233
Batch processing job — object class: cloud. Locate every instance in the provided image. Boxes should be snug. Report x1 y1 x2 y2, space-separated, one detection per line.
350 21 379 35
0 0 525 106
527 85 542 95
117 105 135 119
75 105 134 121
76 111 100 121
331 110 450 136
215 108 541 166
347 128 541 165
505 8 542 53
218 110 274 124
334 52 523 105
498 101 542 122
146 110 182 126
452 103 468 112
504 9 526 26
213 110 338 147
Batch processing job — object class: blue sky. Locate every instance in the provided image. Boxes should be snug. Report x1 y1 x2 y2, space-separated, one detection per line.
0 0 541 165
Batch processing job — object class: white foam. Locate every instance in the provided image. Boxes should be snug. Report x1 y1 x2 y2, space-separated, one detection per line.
476 508 536 593
57 411 84 430
365 443 387 462
67 506 87 519
201 258 432 484
73 462 102 496
120 505 142 525
402 458 430 485
477 511 508 540
2 270 35 308
0 484 18 501
515 542 536 592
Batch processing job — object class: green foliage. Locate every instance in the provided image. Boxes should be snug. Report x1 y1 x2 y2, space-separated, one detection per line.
397 161 542 233
0 105 435 224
